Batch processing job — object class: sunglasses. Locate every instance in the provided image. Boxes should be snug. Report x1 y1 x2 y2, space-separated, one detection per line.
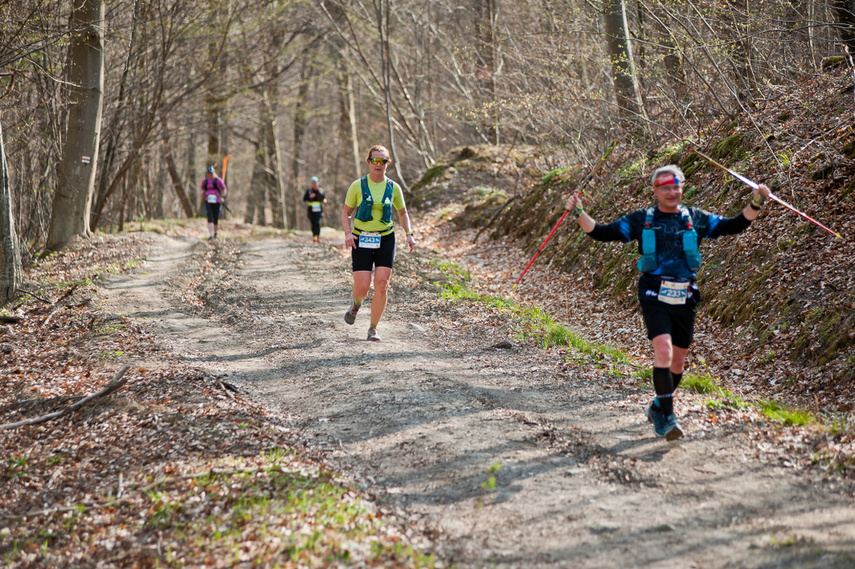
368 157 389 165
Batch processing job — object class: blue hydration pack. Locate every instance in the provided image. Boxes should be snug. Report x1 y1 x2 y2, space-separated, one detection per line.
637 206 701 273
355 176 394 224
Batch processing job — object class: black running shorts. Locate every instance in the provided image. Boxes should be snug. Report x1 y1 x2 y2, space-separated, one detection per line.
351 231 396 272
639 300 697 348
205 202 221 224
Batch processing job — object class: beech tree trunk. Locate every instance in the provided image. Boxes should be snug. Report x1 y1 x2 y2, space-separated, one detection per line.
603 0 645 119
46 0 105 251
0 114 22 305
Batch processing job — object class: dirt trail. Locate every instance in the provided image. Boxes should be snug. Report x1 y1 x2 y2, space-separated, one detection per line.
102 231 855 568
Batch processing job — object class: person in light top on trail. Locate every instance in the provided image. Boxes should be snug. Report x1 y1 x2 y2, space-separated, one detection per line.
200 165 227 239
303 176 326 243
340 145 416 342
565 164 771 441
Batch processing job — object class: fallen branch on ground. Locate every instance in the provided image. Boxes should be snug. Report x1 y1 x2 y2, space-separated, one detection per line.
0 365 131 431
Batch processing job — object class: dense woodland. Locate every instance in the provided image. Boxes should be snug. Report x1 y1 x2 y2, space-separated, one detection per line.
2 0 855 302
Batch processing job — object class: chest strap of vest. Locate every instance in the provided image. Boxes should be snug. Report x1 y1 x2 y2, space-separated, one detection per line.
637 206 701 273
355 176 394 224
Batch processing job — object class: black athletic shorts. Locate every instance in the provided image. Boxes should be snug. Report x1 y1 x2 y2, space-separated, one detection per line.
204 202 221 224
351 231 395 272
639 300 697 348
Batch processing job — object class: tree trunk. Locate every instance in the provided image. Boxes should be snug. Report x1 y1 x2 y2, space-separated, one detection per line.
90 0 139 233
263 93 287 230
0 114 22 305
289 62 312 230
834 0 855 49
378 0 408 191
342 69 361 180
603 0 645 119
46 0 105 251
475 0 501 145
162 138 194 218
245 141 268 225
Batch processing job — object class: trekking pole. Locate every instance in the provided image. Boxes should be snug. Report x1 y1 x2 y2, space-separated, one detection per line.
691 148 842 239
222 154 233 179
221 154 233 215
514 140 618 286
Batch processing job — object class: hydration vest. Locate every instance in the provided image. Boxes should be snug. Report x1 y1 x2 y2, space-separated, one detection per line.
354 176 394 224
637 206 701 273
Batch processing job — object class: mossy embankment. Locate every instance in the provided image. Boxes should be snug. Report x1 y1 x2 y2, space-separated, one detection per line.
411 69 855 404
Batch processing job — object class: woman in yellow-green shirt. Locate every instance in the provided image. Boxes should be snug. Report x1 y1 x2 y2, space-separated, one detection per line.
340 145 416 341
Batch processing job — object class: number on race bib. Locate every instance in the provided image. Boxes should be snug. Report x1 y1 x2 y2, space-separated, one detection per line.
358 232 381 249
658 280 689 305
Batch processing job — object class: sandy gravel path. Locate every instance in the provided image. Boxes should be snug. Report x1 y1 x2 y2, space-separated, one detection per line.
103 231 855 568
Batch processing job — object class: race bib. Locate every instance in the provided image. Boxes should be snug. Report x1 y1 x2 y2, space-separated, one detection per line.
658 280 689 305
311 203 322 212
358 232 381 249
206 194 218 203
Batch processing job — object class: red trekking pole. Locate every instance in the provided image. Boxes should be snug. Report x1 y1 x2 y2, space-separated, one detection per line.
515 141 618 286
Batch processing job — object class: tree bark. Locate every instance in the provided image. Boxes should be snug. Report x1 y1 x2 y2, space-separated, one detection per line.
162 138 194 218
603 0 645 120
834 0 855 49
0 113 22 305
46 0 105 251
289 61 312 230
378 0 408 192
343 70 361 180
475 0 501 145
245 138 268 225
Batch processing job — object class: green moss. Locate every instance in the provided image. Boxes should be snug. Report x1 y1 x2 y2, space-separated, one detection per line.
542 167 568 184
410 163 448 194
712 133 744 160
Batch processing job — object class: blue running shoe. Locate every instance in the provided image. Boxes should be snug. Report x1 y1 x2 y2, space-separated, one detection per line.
646 403 669 437
646 404 683 440
663 414 684 441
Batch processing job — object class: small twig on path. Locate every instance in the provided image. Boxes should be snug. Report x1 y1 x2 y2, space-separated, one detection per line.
19 289 52 304
41 307 63 328
0 365 131 431
54 284 80 306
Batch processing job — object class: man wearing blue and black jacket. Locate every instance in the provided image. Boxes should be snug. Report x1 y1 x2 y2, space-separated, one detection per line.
565 165 771 441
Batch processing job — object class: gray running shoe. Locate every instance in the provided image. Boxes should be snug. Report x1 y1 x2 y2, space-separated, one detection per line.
367 327 381 341
344 303 359 325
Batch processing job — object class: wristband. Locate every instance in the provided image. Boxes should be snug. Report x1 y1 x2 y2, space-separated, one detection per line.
750 195 766 210
570 203 584 219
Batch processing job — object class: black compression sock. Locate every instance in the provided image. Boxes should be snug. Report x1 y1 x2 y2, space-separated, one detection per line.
652 367 674 415
672 372 683 390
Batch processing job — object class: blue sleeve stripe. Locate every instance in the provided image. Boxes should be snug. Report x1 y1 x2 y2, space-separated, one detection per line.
618 219 632 242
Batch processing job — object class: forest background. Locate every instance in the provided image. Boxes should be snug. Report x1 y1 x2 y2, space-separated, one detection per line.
1 0 855 378
3 0 855 260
